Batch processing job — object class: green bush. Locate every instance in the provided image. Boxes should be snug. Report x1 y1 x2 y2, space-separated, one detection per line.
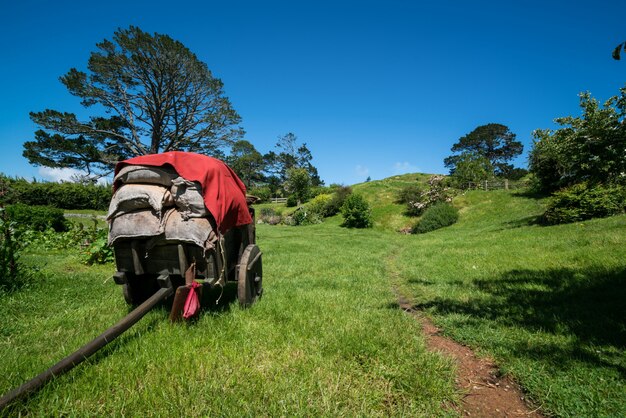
286 194 298 207
0 208 22 291
5 204 69 232
341 194 372 228
247 186 271 202
0 176 112 210
82 228 114 265
542 182 626 225
308 193 333 217
324 186 352 216
290 207 323 226
413 203 459 234
397 185 423 216
258 207 282 225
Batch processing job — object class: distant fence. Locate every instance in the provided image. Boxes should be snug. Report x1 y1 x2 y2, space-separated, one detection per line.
463 180 529 191
269 197 288 204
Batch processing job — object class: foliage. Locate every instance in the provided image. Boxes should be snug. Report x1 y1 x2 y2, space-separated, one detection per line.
396 184 423 216
284 167 311 205
0 208 24 292
444 123 523 177
449 152 494 188
289 206 323 226
0 175 111 210
23 26 242 180
542 182 626 225
412 203 459 233
307 193 334 217
5 204 69 232
324 185 353 217
529 89 626 193
404 175 454 216
264 133 323 187
82 228 114 265
247 185 271 202
226 140 265 188
286 194 298 207
613 41 626 60
258 207 282 225
341 194 372 228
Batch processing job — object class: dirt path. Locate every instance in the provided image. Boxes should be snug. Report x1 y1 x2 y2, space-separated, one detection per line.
396 293 543 417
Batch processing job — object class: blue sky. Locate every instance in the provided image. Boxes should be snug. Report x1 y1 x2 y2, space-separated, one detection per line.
0 0 624 185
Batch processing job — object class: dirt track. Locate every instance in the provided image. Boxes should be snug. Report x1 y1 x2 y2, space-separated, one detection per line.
396 293 543 417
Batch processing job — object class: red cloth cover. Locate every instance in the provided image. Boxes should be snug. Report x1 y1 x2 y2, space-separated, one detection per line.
114 151 252 233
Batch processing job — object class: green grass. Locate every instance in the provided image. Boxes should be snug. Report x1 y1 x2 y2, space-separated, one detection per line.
2 180 625 416
391 190 626 416
1 225 456 416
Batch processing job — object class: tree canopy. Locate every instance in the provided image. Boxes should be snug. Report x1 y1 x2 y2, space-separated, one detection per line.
529 89 626 193
23 26 243 180
225 140 264 188
264 133 322 186
444 123 523 177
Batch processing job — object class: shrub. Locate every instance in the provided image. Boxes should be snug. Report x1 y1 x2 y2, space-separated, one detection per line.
0 208 22 291
542 182 626 224
5 204 69 232
399 176 455 216
82 228 114 265
247 186 271 202
258 207 282 225
1 176 112 210
290 207 323 226
413 203 459 234
325 186 352 216
286 194 298 207
341 194 372 228
397 185 423 216
308 193 334 217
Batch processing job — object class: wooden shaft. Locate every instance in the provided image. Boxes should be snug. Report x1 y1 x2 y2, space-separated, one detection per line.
0 286 174 411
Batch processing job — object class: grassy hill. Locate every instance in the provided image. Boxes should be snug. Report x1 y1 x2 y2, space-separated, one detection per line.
1 175 624 416
351 172 432 231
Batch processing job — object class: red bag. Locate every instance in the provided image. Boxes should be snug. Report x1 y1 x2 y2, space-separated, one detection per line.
182 281 201 319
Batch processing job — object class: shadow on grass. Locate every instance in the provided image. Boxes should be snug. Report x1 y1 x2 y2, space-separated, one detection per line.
413 266 626 374
500 215 543 229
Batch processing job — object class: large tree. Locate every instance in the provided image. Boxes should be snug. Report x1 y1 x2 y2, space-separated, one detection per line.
263 133 322 186
529 90 626 193
226 140 265 188
444 123 523 177
23 26 243 180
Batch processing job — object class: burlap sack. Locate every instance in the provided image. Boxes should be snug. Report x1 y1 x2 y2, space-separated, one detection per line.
114 165 178 187
108 209 163 245
161 209 217 249
107 184 174 219
171 177 209 219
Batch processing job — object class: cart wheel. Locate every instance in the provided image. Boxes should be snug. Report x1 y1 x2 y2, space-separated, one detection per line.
237 244 263 307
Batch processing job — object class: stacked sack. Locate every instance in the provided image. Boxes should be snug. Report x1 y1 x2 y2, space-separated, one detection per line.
108 165 218 251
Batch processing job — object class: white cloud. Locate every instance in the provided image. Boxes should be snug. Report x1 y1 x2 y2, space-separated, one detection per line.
37 167 110 184
355 165 370 177
392 162 420 175
38 167 85 182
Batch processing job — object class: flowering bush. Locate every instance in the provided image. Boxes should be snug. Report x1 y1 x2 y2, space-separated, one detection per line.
404 176 454 216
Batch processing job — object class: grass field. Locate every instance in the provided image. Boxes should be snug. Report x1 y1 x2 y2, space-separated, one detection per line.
1 178 625 416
